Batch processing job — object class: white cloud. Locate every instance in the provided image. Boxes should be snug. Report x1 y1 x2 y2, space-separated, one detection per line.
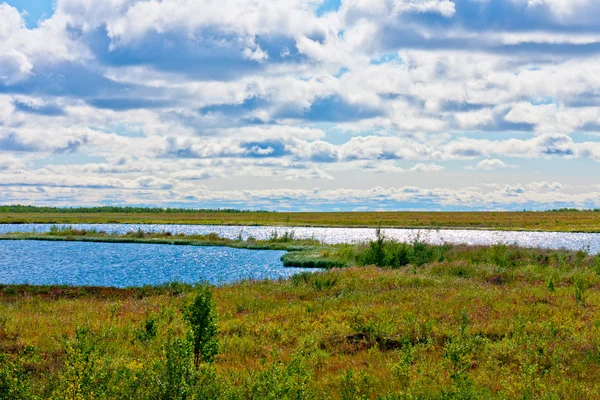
1 0 599 208
466 159 518 170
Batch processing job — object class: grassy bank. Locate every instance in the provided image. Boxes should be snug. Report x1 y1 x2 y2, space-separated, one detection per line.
2 234 600 398
2 209 600 232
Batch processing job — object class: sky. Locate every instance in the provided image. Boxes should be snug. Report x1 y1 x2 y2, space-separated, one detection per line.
0 0 600 211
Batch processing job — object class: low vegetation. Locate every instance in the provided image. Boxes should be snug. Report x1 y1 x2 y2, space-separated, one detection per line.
2 229 600 398
3 207 600 232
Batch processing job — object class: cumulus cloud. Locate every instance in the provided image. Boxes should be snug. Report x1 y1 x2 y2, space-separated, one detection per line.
466 159 518 170
0 0 599 209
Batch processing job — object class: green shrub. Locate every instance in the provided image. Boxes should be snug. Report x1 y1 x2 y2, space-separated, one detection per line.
249 355 313 400
156 337 196 400
385 242 411 269
54 328 106 400
592 255 600 275
0 352 30 400
574 277 586 306
136 316 157 342
291 272 337 291
339 369 375 400
183 284 219 366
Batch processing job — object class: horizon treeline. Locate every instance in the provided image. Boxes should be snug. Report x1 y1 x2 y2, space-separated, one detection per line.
0 205 271 214
1 205 600 214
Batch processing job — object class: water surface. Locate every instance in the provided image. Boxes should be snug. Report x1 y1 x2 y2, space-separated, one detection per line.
0 240 315 287
2 223 600 254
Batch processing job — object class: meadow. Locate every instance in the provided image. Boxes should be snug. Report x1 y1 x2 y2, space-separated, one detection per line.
2 229 600 399
2 206 600 232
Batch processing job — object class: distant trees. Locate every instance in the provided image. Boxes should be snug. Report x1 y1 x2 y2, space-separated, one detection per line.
0 205 269 214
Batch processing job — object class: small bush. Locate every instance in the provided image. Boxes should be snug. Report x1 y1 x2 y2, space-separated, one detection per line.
339 369 375 400
250 355 313 400
156 337 196 400
136 316 157 342
0 352 30 400
183 284 219 366
54 328 105 400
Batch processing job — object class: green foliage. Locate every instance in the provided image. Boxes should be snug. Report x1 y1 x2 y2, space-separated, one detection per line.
339 369 375 400
291 271 338 291
156 337 196 400
392 342 415 387
441 311 486 400
136 315 157 342
269 230 296 243
249 354 313 400
0 352 30 400
547 276 556 292
356 230 448 269
182 284 219 366
574 276 586 306
489 244 522 269
54 328 106 400
592 254 600 275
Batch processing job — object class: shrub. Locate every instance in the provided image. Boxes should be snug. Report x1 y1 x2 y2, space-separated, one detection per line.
182 284 219 366
0 352 30 400
385 242 411 269
54 328 106 400
156 337 196 400
574 277 586 306
136 316 157 342
339 369 375 400
250 355 313 400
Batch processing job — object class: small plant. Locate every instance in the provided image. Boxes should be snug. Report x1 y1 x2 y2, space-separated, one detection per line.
392 341 414 387
182 284 219 366
592 254 600 275
269 230 296 243
371 228 386 267
55 328 104 400
574 277 586 306
136 316 157 342
0 351 30 400
339 369 375 400
250 354 313 399
157 337 196 400
547 276 556 292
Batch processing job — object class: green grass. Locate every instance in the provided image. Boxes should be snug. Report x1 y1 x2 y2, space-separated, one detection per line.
3 209 600 232
2 231 600 398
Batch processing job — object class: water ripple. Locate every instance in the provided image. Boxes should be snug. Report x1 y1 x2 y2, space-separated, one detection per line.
2 223 600 254
0 240 315 287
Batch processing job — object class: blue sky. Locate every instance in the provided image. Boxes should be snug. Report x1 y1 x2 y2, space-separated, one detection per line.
1 0 600 210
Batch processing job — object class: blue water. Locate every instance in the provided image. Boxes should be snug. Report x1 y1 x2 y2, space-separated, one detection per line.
1 223 600 253
0 240 316 287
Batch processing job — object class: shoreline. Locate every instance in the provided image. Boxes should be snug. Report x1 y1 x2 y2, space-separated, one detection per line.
1 210 600 233
2 221 600 234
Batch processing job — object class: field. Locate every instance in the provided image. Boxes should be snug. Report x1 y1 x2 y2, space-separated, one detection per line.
2 232 600 398
2 209 600 232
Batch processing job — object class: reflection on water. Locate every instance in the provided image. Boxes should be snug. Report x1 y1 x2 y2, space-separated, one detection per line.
2 223 600 254
0 240 317 287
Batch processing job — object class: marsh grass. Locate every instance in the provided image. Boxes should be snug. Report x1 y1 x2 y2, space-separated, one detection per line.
2 233 600 398
4 209 600 232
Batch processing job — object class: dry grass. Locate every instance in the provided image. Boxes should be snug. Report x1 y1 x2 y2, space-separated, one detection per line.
2 210 600 232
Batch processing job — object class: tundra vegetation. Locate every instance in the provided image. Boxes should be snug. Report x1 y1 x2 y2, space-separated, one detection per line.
1 228 600 398
2 206 600 232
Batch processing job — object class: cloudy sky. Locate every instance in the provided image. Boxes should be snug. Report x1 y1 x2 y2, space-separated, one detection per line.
1 0 599 210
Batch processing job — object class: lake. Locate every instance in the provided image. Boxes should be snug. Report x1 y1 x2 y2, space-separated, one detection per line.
1 223 600 253
0 240 318 287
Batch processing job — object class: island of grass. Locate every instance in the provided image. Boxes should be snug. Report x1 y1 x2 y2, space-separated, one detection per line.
2 205 600 232
2 227 600 398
